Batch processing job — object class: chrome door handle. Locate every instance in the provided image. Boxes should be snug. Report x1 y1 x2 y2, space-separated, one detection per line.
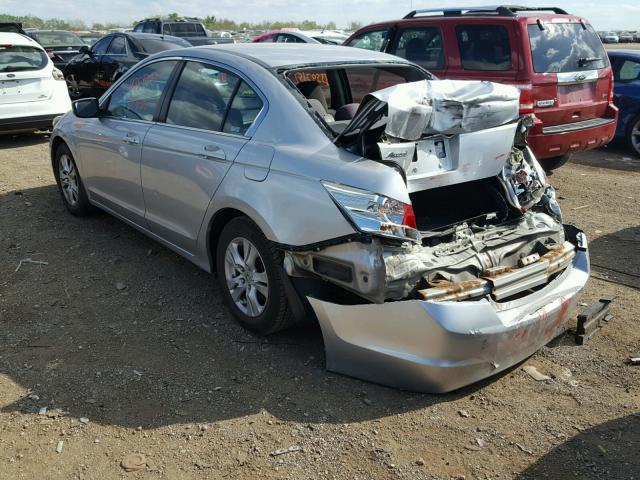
202 144 226 160
122 133 140 145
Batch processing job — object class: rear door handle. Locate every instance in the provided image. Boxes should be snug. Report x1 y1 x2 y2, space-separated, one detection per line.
202 144 226 160
122 133 140 145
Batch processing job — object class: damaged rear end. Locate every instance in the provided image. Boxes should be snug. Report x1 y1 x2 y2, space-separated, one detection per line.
285 79 589 393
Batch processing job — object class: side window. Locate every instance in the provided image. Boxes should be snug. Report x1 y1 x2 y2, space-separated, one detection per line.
166 61 240 132
106 60 177 121
162 23 174 35
456 25 512 71
223 81 264 136
133 23 144 33
91 36 111 55
346 30 388 51
393 27 444 70
143 22 157 34
276 34 302 43
106 36 126 55
618 60 640 82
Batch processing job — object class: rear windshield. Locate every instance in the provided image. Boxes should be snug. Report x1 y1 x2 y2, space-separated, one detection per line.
0 45 48 72
286 64 428 132
138 37 190 53
528 23 608 73
162 22 206 37
31 31 84 46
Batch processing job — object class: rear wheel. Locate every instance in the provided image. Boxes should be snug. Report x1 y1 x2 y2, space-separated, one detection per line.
627 116 640 157
215 217 295 334
65 74 82 100
543 154 571 171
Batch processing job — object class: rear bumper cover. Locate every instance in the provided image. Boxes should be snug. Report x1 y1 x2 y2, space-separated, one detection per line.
0 114 59 133
529 106 618 160
308 237 589 393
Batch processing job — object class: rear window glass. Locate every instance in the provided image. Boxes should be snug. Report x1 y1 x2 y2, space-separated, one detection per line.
527 23 608 73
456 25 512 71
163 22 205 37
393 27 444 70
0 45 48 72
31 31 83 46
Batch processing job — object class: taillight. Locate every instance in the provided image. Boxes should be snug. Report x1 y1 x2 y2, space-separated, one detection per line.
607 75 614 103
512 82 534 114
52 68 64 81
402 203 417 229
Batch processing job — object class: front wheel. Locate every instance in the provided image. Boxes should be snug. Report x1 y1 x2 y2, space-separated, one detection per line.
627 116 640 157
53 144 93 216
215 217 295 334
543 154 571 171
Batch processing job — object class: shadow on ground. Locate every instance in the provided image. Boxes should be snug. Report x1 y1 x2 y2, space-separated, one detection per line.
590 226 640 290
516 414 640 479
0 184 503 429
570 141 640 172
0 132 50 150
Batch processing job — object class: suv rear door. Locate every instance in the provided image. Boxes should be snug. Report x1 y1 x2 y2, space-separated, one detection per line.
524 20 611 130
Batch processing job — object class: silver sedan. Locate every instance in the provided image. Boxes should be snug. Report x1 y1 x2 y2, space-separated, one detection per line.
50 44 589 392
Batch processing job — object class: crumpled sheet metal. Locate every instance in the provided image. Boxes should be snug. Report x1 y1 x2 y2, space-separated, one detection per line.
370 79 520 141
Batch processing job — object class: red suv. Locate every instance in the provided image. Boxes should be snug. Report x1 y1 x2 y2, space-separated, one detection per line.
345 6 618 169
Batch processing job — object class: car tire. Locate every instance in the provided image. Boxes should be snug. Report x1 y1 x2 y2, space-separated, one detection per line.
65 74 82 100
627 116 640 157
543 154 571 171
53 144 93 216
215 216 296 335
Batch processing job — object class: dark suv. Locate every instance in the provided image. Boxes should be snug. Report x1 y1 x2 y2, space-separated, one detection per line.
132 18 217 46
345 6 618 169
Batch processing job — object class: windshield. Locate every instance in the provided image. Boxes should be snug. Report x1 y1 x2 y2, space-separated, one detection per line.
0 45 48 72
31 31 84 47
286 64 429 133
527 23 608 73
138 37 191 53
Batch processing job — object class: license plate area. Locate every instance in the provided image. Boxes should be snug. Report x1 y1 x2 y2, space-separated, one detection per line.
559 82 596 105
410 137 452 179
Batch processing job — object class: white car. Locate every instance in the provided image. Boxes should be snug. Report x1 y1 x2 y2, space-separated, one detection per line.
0 32 71 134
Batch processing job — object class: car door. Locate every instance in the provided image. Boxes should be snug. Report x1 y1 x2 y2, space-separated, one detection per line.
99 35 128 91
66 35 111 98
613 57 640 116
387 25 446 77
140 60 263 253
75 59 179 226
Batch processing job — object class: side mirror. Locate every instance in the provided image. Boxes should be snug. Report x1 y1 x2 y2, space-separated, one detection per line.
72 98 100 118
79 45 90 55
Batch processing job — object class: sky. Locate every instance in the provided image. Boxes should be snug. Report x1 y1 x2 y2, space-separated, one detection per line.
3 0 640 30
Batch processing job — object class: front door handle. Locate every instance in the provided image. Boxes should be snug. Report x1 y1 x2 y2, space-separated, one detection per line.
122 133 140 145
202 144 226 160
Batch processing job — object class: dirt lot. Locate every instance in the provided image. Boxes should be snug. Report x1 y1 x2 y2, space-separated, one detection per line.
0 135 639 480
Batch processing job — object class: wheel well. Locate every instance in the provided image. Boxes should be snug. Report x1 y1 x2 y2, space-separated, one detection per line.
208 208 246 273
50 136 66 169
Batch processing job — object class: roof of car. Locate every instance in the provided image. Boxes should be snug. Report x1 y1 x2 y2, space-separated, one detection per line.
188 43 414 68
607 49 640 60
0 31 41 47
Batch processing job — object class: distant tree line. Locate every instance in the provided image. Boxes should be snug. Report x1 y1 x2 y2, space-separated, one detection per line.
0 12 364 32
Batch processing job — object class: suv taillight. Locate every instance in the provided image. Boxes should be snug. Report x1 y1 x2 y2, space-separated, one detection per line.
512 82 534 114
607 75 614 103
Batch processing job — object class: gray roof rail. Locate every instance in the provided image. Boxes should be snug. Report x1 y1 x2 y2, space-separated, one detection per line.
403 5 569 19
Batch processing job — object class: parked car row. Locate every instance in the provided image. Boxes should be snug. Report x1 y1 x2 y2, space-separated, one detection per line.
598 31 640 43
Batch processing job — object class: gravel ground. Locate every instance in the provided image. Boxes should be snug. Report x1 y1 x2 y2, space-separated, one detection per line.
0 134 639 480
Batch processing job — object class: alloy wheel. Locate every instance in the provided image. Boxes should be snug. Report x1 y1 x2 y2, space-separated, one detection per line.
58 153 79 206
631 119 640 155
224 237 269 317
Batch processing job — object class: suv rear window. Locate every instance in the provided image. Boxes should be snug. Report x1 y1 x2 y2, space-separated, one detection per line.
456 25 512 71
163 22 205 37
0 45 48 72
527 23 608 73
